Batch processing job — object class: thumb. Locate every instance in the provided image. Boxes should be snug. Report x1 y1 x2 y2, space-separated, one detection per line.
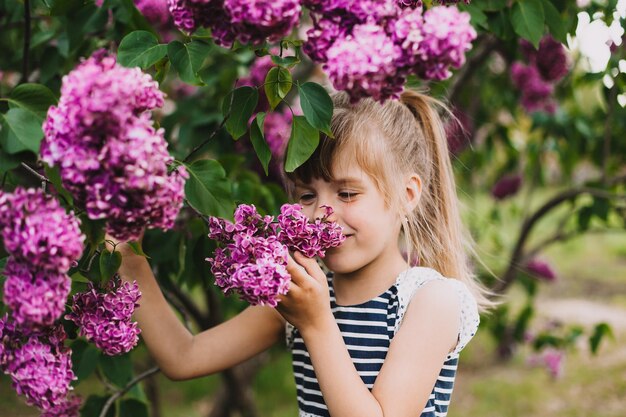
293 251 326 282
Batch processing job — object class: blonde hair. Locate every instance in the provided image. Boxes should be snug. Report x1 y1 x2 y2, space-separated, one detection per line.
284 89 499 314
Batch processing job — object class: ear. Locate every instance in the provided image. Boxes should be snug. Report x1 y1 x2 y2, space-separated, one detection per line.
404 173 422 212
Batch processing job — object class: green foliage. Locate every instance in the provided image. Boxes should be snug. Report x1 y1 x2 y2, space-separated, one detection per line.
264 66 292 110
284 115 319 172
184 159 234 217
249 112 271 175
222 86 259 140
118 31 168 69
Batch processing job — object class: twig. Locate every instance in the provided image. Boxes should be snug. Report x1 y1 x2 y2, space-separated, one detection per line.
20 0 32 84
20 162 51 183
181 116 230 164
98 366 161 417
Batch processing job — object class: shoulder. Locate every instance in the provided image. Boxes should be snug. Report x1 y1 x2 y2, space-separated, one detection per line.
396 267 480 357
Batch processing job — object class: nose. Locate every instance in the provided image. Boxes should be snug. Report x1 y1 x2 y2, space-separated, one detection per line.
313 204 337 222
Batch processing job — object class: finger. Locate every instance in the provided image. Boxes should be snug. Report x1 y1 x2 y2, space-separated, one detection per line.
286 254 309 286
293 251 327 282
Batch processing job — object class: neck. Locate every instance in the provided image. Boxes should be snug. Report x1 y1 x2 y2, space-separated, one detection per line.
333 249 410 306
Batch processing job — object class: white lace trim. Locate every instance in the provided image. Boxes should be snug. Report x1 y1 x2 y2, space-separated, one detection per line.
394 267 480 361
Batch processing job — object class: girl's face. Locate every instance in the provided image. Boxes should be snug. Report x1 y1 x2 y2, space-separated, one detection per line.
293 159 404 275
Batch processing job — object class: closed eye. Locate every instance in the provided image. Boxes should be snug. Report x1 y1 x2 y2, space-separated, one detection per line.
298 193 315 203
339 192 357 201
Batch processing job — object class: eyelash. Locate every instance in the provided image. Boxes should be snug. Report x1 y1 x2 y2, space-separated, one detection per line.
298 192 358 202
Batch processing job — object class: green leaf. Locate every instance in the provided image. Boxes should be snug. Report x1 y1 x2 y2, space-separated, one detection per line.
0 150 21 173
270 55 300 68
459 3 489 29
71 340 100 383
184 159 234 217
49 0 85 15
118 31 168 69
80 395 115 417
589 322 614 354
222 86 259 140
128 241 150 258
249 112 271 175
298 82 333 138
264 66 292 110
284 116 319 172
99 250 122 283
477 0 508 11
8 83 57 120
577 205 593 231
167 40 212 85
541 0 567 43
120 399 150 417
99 353 133 387
0 108 44 154
511 0 545 48
44 163 74 206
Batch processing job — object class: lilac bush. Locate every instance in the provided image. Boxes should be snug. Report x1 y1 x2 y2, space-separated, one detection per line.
207 204 345 306
525 258 557 282
41 51 188 241
224 0 302 45
65 276 142 356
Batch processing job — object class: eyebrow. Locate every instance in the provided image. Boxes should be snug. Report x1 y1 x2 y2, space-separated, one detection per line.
293 177 365 188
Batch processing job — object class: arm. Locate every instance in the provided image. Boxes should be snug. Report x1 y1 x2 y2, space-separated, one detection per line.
279 255 461 417
112 238 286 381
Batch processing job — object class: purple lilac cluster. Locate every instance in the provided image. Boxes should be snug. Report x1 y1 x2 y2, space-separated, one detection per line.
206 204 345 307
490 173 522 200
511 36 569 114
135 0 171 28
524 258 557 282
167 0 301 47
65 276 142 356
0 188 84 329
305 2 476 102
41 51 188 241
0 315 80 415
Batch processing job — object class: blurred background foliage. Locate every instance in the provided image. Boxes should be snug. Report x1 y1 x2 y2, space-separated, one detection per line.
1 0 626 416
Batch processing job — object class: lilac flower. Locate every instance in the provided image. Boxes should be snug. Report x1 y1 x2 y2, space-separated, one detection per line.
40 394 82 417
41 51 188 241
65 277 142 356
490 174 522 200
414 6 477 80
224 0 302 45
510 62 556 114
398 0 422 8
303 18 348 62
390 8 424 66
325 23 404 102
135 0 171 27
1 322 77 412
207 204 345 306
525 258 557 282
527 347 565 378
264 109 292 159
2 259 71 329
0 188 84 274
277 204 345 257
520 36 569 83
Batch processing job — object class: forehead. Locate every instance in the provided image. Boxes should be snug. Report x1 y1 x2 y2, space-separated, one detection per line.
294 158 372 188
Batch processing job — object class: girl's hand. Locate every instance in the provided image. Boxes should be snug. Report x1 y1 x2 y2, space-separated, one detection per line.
276 251 333 331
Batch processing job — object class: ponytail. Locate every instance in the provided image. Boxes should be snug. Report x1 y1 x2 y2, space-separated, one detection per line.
400 90 498 313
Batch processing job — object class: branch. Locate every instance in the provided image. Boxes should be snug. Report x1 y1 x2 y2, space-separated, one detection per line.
491 181 626 295
182 115 230 164
98 366 161 417
20 0 31 84
21 162 51 184
447 34 500 105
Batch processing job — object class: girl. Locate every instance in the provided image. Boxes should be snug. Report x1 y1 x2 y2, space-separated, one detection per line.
109 89 495 417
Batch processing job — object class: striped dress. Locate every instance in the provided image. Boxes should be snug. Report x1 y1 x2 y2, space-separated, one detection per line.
285 266 480 417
